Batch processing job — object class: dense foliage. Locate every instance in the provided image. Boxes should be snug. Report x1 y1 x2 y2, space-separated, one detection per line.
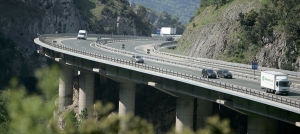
129 0 200 24
130 4 185 34
200 0 234 8
73 0 151 35
0 33 24 89
237 0 300 70
0 65 234 134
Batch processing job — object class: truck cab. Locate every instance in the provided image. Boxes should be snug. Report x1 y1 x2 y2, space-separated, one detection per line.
77 30 87 40
275 80 290 94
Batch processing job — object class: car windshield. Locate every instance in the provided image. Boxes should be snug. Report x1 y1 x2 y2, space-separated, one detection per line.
78 33 85 35
279 81 289 87
136 56 142 58
222 70 229 73
207 70 214 73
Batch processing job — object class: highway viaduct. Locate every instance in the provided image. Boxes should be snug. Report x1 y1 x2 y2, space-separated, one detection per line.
35 34 300 133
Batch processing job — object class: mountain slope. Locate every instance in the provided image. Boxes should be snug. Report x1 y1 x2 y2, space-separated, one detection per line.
175 0 300 71
129 0 200 24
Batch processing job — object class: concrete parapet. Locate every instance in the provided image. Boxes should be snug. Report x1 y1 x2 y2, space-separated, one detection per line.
59 65 73 109
79 71 95 118
176 97 194 133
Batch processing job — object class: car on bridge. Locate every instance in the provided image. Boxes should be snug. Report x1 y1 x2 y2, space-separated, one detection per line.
202 69 216 78
217 69 233 78
131 55 144 63
166 36 174 41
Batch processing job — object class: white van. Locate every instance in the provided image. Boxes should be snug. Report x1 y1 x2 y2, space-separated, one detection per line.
77 30 87 40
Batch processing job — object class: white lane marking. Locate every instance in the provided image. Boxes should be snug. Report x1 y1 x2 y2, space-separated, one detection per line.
134 44 156 54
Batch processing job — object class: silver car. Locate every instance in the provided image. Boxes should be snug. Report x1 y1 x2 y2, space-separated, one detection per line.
131 55 144 63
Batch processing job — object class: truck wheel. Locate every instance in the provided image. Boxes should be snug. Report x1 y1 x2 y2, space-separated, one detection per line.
264 89 268 93
286 93 289 96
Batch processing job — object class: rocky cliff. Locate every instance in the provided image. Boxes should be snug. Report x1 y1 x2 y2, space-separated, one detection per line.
176 0 299 70
1 0 88 52
0 0 152 79
0 0 89 79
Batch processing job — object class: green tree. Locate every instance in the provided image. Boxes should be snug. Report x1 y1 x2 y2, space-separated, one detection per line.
0 65 154 133
0 65 233 133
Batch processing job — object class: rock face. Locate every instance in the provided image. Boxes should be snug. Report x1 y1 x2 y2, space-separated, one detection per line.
0 0 89 77
177 1 258 59
0 0 88 54
177 1 299 70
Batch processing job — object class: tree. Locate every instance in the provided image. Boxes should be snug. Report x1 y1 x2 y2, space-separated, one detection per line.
0 65 233 133
197 115 234 134
0 65 154 133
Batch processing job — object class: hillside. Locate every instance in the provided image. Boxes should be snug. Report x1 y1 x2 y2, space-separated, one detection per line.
0 1 185 133
0 0 153 90
129 0 200 24
73 0 152 35
175 0 300 71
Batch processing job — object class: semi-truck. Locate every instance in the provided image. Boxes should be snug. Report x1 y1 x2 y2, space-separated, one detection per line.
160 27 176 35
261 71 290 95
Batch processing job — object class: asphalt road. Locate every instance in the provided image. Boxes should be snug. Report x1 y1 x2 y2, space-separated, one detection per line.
58 38 300 100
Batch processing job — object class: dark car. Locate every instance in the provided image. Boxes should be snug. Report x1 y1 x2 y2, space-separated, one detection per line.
217 69 233 78
202 69 216 78
166 37 174 41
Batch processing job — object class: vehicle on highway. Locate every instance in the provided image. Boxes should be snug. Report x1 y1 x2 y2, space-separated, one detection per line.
131 55 144 63
217 69 232 78
261 71 290 95
161 27 176 35
202 69 216 78
77 30 87 40
166 36 174 41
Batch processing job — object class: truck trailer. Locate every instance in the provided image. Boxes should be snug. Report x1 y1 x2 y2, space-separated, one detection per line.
261 71 290 95
160 27 176 35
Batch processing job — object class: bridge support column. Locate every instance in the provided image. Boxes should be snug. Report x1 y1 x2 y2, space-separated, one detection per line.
118 82 136 116
59 65 73 109
79 72 95 118
100 75 107 85
196 99 213 129
248 114 278 134
176 97 194 133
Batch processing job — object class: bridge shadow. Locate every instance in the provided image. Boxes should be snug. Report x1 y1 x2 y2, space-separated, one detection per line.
282 92 300 97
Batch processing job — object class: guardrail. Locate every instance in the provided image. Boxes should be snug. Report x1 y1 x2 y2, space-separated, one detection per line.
93 38 300 89
94 42 260 80
36 34 300 110
153 43 300 77
39 34 165 41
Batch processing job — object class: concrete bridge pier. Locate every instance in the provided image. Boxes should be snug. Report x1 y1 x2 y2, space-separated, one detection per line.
58 65 73 109
196 99 213 129
118 82 136 116
79 71 95 118
176 97 194 133
247 113 278 134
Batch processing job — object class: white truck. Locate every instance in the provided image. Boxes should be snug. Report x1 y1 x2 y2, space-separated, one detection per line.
77 30 87 40
261 71 290 95
160 27 176 35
